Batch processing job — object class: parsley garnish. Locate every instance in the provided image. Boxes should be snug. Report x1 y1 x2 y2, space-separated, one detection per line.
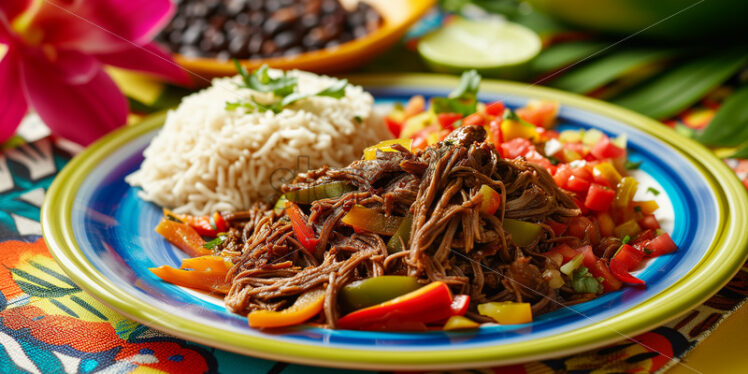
624 159 642 170
621 235 631 245
431 70 481 116
647 187 660 196
634 206 642 213
227 62 348 113
203 234 226 249
571 267 603 294
353 116 362 124
547 155 561 165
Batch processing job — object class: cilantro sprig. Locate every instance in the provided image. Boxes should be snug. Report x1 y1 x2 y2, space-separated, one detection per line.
227 62 349 113
431 70 481 116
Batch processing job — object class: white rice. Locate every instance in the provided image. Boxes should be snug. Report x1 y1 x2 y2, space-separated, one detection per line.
126 70 387 215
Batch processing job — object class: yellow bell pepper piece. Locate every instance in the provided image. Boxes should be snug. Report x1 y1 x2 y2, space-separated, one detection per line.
501 118 539 141
632 200 659 214
593 162 623 186
363 139 412 160
443 315 480 331
614 176 638 208
478 301 532 325
248 289 325 328
400 111 436 139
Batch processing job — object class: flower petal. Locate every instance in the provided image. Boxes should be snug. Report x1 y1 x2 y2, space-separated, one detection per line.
0 0 31 23
19 44 100 85
95 42 190 85
33 0 174 54
21 57 128 145
0 46 28 144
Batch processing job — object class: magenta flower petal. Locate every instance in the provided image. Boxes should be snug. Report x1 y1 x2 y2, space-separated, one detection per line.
0 0 31 23
19 44 100 85
95 42 190 85
33 0 174 54
0 48 27 143
21 58 128 146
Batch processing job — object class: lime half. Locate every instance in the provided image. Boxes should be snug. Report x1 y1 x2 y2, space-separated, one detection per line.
418 17 542 79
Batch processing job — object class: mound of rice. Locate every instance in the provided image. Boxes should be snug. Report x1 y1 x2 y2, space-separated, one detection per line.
126 70 387 215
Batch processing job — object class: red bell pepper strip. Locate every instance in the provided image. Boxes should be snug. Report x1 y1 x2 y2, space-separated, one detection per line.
450 294 470 316
286 203 319 254
336 281 454 330
610 244 646 286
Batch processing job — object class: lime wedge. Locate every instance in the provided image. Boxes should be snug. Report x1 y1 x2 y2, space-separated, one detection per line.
418 17 542 79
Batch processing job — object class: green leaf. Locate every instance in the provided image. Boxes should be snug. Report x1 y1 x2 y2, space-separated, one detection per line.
530 41 607 76
729 143 748 159
450 69 481 99
239 64 297 96
696 83 748 146
550 48 676 94
612 49 748 119
624 159 642 170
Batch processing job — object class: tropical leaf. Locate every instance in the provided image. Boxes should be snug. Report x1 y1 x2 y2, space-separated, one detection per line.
730 143 748 159
612 49 748 119
696 83 748 146
530 41 607 77
549 48 677 94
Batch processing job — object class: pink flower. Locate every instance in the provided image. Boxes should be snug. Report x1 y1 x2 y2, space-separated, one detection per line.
1 0 189 145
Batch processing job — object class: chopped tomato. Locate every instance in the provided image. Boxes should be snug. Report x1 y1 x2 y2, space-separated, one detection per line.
566 175 591 193
553 164 572 189
385 117 403 137
591 136 626 160
437 112 462 130
585 184 615 211
484 101 506 117
501 138 534 159
516 100 559 128
567 216 593 239
644 233 677 257
463 112 486 127
545 244 579 265
546 219 568 236
638 214 661 230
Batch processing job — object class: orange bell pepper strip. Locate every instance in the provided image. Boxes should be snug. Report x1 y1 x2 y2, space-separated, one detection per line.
248 289 326 328
336 281 456 330
155 218 211 257
164 208 228 237
149 265 230 294
179 255 233 272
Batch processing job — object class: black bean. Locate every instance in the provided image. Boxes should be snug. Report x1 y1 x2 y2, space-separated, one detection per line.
274 30 300 49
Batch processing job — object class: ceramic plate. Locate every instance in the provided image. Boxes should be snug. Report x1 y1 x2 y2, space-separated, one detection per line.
42 74 748 370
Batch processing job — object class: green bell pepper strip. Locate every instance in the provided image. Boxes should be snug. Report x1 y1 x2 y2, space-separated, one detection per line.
339 275 421 312
284 181 355 204
341 205 404 236
386 214 413 253
502 219 542 246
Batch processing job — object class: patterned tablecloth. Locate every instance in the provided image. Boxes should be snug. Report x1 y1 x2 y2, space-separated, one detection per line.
3 10 748 374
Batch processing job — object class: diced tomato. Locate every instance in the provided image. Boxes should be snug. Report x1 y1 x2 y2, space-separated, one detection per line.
585 184 615 211
516 100 559 128
463 113 486 127
484 101 506 117
567 216 593 239
581 246 621 292
591 136 626 160
545 244 579 265
546 219 568 236
610 244 646 286
501 138 534 159
553 164 572 189
489 118 504 156
638 214 660 230
525 150 556 174
566 175 591 193
437 112 462 130
411 125 440 150
644 233 677 257
450 294 470 316
385 117 403 137
632 228 656 246
571 165 593 181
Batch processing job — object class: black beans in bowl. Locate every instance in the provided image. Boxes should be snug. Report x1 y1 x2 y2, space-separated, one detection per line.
159 0 383 60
